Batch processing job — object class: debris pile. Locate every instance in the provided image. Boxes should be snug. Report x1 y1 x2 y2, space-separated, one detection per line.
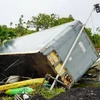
0 4 100 100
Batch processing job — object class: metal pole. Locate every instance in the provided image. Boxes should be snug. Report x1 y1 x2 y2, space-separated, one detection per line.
48 74 66 86
50 7 95 90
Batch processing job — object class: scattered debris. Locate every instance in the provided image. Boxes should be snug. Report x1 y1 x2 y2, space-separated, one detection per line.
22 93 30 100
0 78 47 91
0 20 98 90
14 94 23 100
0 3 100 100
5 76 20 84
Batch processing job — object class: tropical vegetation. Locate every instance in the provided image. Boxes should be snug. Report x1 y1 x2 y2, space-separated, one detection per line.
0 13 100 50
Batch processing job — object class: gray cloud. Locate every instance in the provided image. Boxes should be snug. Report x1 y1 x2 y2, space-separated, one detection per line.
0 0 100 32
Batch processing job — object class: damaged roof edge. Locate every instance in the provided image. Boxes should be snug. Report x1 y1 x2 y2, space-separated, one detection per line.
0 50 40 55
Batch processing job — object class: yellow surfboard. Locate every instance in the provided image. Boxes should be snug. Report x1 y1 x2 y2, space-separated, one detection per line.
0 78 47 91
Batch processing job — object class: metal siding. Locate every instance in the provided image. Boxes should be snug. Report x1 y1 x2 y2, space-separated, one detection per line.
53 24 83 81
54 29 77 61
62 31 98 81
44 22 98 82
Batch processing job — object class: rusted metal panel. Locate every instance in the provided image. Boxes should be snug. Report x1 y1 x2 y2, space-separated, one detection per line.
61 73 73 87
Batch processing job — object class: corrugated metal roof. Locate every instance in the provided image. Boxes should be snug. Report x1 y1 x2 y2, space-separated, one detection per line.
0 21 78 55
0 20 98 87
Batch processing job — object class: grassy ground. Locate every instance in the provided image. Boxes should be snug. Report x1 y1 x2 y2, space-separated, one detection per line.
0 86 65 100
73 82 100 88
1 80 100 99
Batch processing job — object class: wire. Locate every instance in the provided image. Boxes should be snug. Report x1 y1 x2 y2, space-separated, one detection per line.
91 13 95 34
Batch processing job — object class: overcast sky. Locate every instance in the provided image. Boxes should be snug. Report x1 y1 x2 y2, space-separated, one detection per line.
0 0 100 32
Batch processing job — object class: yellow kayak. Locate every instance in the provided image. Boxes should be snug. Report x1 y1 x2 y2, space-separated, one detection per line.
0 78 47 91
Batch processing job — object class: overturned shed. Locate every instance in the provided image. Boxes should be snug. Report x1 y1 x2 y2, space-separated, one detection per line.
0 20 98 88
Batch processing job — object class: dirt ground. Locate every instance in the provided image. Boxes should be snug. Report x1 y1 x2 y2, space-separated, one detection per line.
31 87 100 100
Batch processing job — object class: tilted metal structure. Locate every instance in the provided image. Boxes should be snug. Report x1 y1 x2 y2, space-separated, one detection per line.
0 20 98 88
